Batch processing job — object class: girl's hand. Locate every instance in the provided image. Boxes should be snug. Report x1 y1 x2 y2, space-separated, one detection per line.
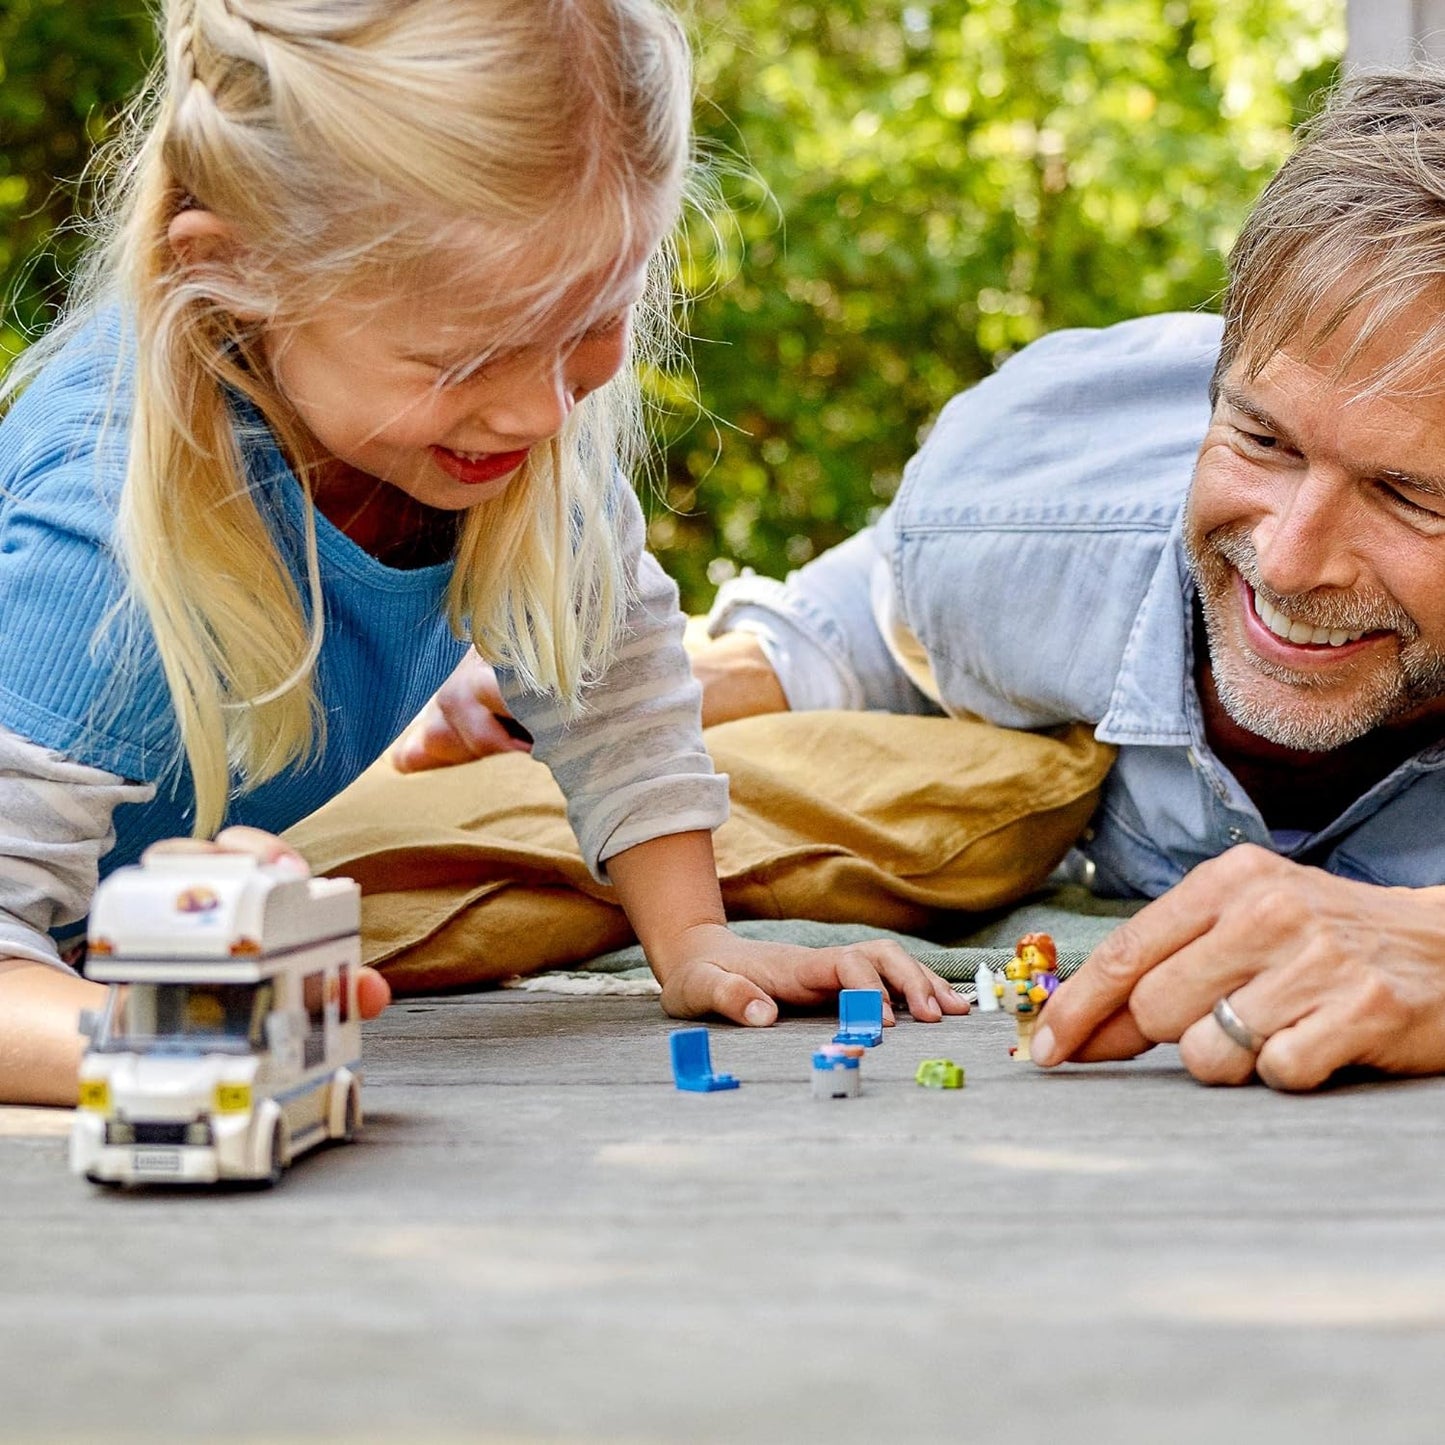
390 650 532 773
142 827 391 1018
653 922 970 1029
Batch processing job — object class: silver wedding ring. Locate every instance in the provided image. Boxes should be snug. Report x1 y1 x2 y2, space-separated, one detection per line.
1211 993 1269 1055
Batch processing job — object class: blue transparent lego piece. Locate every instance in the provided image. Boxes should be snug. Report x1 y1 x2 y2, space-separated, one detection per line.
669 1027 740 1092
833 988 884 1047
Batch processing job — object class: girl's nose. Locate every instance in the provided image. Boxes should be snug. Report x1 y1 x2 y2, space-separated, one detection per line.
484 358 575 445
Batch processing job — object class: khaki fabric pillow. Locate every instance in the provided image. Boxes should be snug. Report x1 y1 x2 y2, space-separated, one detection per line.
286 711 1114 992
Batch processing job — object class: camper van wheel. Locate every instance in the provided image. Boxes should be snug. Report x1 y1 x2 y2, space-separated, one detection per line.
264 1119 287 1187
341 1082 360 1144
85 1172 119 1189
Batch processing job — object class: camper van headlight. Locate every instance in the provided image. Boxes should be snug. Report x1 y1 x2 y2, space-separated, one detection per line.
213 1082 252 1115
184 1120 213 1146
78 1079 111 1114
104 1121 135 1145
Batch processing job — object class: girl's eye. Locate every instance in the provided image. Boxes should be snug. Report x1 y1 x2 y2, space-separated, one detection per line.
583 310 629 340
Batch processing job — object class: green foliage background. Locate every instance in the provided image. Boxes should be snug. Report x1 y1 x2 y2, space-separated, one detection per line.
1 0 1343 609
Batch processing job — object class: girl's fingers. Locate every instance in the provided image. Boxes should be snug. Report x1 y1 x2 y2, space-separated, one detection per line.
661 959 777 1028
859 942 953 1022
833 949 898 1024
356 966 392 1019
934 976 971 1016
143 828 306 872
214 826 309 870
392 703 527 773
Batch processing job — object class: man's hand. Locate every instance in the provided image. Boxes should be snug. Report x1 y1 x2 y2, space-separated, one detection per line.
690 632 790 728
147 827 391 1018
390 650 531 773
653 921 970 1029
1032 844 1445 1091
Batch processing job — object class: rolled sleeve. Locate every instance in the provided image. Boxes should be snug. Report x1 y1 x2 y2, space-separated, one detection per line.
498 479 730 881
0 725 155 972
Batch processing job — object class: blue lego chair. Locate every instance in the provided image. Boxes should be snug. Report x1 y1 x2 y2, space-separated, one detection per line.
833 988 884 1047
669 1027 740 1092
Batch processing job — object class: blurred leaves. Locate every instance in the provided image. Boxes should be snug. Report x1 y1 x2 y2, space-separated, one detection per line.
0 0 153 368
650 0 1343 606
0 1 1344 606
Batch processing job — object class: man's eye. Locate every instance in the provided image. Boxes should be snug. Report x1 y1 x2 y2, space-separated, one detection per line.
1376 480 1445 521
1240 429 1278 450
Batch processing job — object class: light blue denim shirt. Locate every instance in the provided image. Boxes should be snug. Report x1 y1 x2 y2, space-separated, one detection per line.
709 312 1445 898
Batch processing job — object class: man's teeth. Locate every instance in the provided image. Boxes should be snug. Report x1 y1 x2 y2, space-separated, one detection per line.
1252 587 1366 647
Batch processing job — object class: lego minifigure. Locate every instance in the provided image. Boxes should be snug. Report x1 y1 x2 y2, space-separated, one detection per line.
998 931 1058 1062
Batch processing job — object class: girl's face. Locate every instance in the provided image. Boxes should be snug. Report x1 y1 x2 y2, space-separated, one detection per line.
262 250 649 518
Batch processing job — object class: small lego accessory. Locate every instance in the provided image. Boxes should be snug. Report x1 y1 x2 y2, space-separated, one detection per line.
974 961 1000 1012
833 988 884 1047
811 1042 864 1099
669 1027 740 1092
914 1058 965 1089
998 931 1059 1062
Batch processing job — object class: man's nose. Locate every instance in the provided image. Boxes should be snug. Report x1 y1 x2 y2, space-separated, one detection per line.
1251 469 1359 596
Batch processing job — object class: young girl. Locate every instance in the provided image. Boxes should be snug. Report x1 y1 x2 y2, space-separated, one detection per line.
0 0 966 1106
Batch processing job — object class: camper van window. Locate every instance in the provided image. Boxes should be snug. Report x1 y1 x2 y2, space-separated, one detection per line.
302 972 326 1069
96 982 275 1056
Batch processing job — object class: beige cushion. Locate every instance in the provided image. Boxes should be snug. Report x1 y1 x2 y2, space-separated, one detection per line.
287 711 1114 992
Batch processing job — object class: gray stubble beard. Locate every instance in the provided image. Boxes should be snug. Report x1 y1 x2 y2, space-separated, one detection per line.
1185 522 1445 751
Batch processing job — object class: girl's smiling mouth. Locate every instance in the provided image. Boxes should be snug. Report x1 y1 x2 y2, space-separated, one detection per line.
429 445 531 486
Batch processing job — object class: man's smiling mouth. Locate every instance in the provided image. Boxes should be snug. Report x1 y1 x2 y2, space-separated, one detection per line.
1250 585 1371 648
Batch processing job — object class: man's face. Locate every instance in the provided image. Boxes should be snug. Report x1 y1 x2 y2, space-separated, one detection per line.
1184 320 1445 752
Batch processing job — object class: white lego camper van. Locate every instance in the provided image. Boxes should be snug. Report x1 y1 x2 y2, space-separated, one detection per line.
70 854 364 1187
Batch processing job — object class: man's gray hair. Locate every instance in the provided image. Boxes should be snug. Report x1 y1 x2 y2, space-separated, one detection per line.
1219 70 1445 396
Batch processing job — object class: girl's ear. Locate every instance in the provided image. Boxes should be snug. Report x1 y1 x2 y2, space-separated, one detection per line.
167 208 268 321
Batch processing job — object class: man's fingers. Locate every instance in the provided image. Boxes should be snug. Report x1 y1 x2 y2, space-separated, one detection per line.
1174 964 1311 1084
661 961 778 1028
357 967 392 1019
1037 856 1251 1062
1252 1000 1368 1093
1041 1007 1153 1065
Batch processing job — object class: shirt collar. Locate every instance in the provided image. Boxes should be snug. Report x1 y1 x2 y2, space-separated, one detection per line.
1096 509 1197 746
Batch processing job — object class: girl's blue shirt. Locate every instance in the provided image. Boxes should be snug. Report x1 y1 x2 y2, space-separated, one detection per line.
0 314 470 873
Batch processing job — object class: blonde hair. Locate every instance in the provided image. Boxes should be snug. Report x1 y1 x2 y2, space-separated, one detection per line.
7 0 693 835
1220 69 1445 396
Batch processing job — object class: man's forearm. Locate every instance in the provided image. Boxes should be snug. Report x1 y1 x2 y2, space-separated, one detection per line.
0 958 101 1107
692 632 790 728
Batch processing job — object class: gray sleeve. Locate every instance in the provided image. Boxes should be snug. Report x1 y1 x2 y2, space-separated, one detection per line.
706 516 940 717
0 724 156 972
496 479 730 882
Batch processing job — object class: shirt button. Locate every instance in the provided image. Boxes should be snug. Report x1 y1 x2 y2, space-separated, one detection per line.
1226 826 1246 844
